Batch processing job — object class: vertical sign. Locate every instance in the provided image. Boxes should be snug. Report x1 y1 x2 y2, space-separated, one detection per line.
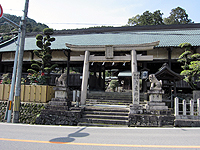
0 5 3 18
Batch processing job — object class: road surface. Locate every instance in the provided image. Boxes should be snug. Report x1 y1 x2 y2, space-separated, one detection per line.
0 123 200 150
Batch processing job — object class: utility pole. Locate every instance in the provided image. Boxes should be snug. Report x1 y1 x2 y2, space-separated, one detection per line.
2 8 21 123
12 0 29 123
5 27 21 122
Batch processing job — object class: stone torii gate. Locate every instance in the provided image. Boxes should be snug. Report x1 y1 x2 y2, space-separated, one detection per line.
66 41 160 106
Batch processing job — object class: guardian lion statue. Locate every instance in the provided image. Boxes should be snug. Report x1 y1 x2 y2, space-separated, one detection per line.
149 74 162 90
55 73 67 87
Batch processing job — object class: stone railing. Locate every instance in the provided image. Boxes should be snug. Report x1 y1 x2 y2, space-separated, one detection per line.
174 97 200 117
174 97 200 127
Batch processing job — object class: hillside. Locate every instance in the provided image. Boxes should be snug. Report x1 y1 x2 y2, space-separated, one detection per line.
0 13 49 43
0 13 49 34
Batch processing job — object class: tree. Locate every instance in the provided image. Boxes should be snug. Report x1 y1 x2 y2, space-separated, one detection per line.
128 14 140 26
164 7 193 24
27 28 58 85
127 7 193 26
152 10 164 25
0 13 49 34
127 10 164 26
26 23 33 33
139 11 153 26
177 43 200 90
110 80 119 92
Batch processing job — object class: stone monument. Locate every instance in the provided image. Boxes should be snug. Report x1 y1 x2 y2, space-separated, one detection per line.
129 50 143 114
145 74 168 110
50 72 71 107
35 73 81 125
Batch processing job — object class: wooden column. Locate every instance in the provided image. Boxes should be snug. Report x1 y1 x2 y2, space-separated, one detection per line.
66 50 70 87
98 65 102 88
167 47 172 69
0 53 2 72
94 63 97 89
103 68 105 91
131 50 140 105
81 50 90 105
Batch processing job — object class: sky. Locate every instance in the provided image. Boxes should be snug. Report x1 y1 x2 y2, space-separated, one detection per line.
1 0 200 30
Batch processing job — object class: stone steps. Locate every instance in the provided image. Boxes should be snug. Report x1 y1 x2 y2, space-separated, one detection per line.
86 99 131 106
87 92 146 102
78 106 129 127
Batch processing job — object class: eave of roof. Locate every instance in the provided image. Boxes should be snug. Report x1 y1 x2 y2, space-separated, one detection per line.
155 64 183 81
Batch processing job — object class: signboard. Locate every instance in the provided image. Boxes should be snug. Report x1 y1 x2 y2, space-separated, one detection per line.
141 71 148 79
0 5 3 18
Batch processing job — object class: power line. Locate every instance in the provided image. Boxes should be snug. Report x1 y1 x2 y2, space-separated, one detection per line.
45 22 121 26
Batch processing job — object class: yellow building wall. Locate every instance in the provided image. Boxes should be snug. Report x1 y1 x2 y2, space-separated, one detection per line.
0 84 55 103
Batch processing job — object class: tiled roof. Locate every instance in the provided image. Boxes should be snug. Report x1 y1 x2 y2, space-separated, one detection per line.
1 25 200 52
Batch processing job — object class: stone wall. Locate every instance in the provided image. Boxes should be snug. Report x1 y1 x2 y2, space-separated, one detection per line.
0 101 45 124
0 101 82 126
175 119 200 127
129 110 175 127
0 101 7 122
35 108 83 126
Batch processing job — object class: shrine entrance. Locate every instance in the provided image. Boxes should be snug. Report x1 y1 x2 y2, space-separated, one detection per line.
66 41 160 105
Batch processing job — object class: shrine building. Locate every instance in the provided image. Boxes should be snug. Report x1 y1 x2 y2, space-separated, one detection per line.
1 23 200 105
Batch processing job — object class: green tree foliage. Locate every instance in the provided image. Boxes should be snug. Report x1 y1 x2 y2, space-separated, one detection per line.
139 11 154 26
0 13 49 33
128 10 164 26
128 14 140 26
127 7 193 26
0 73 11 84
164 7 193 25
177 43 200 90
110 80 119 92
27 28 58 85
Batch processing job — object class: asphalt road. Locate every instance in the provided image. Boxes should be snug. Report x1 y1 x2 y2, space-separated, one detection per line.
0 123 200 150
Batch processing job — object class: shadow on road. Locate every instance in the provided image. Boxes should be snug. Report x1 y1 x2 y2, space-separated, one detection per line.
49 127 89 144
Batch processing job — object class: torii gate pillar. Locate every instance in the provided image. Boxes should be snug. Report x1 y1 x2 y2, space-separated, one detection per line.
130 50 143 114
80 50 90 105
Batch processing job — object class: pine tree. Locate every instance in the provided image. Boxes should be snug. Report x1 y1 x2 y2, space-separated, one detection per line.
27 28 58 85
178 43 200 90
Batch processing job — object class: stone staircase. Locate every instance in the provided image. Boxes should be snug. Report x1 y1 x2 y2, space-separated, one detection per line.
77 92 146 127
78 106 129 127
86 92 146 106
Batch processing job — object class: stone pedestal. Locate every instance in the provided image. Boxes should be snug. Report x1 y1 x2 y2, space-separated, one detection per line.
51 86 71 108
146 90 168 110
129 72 143 114
54 86 69 99
129 104 143 114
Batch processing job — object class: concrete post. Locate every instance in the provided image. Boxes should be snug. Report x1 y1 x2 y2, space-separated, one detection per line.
73 90 76 102
13 0 29 123
81 50 90 105
183 99 186 115
198 98 200 116
131 50 139 105
190 99 194 116
76 90 80 107
174 97 179 116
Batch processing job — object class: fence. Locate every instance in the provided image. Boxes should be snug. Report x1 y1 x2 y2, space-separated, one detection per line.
174 97 200 118
0 84 55 103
